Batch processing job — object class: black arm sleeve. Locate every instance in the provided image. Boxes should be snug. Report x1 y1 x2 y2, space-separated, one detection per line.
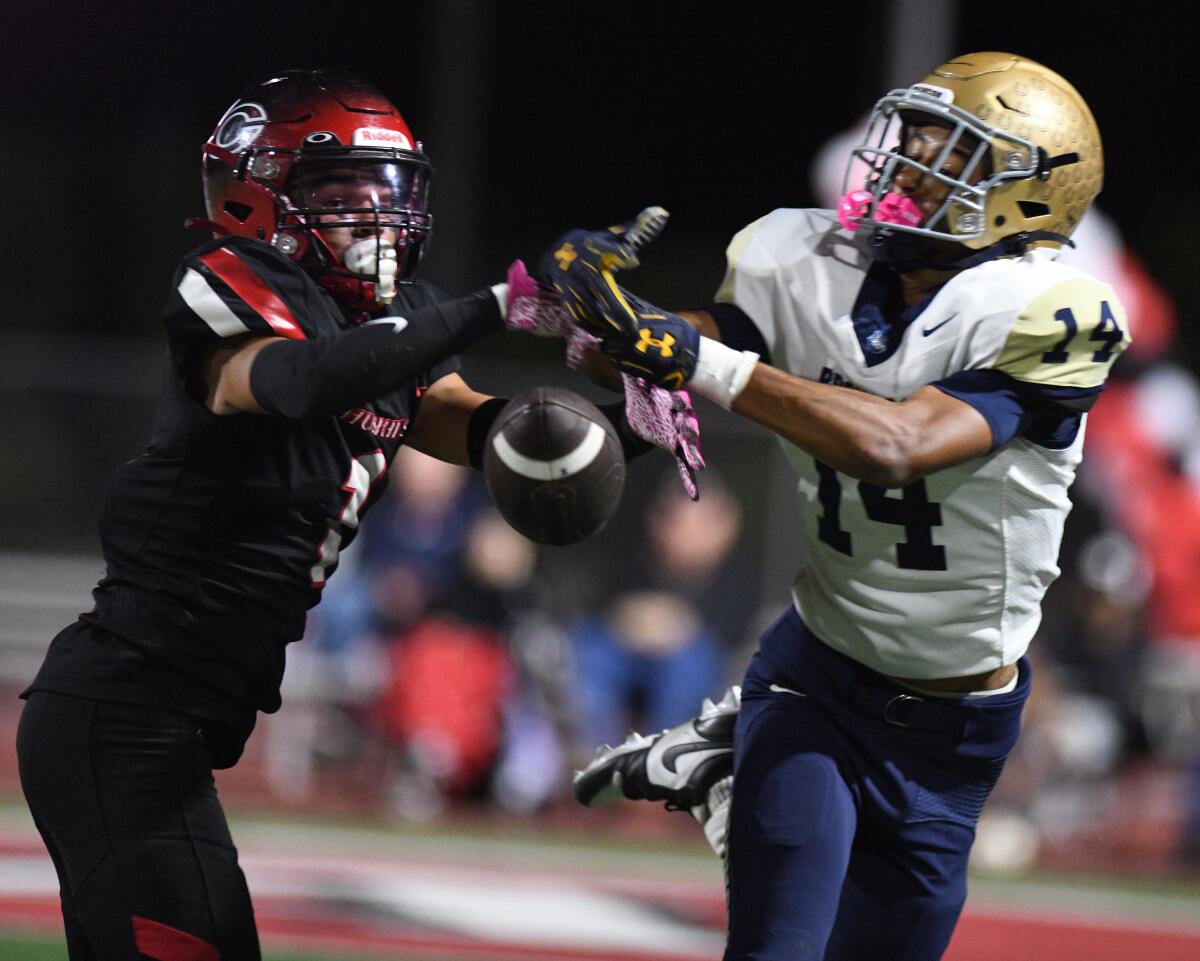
467 396 510 469
249 290 502 419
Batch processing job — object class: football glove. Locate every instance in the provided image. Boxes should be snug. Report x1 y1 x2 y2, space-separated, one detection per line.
502 258 601 368
622 378 705 499
539 207 670 337
598 296 700 390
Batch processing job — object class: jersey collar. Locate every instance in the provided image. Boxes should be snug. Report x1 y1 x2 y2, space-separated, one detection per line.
850 262 947 367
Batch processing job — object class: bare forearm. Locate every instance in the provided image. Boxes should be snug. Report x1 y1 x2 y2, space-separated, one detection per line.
731 365 990 487
679 309 720 340
405 375 495 466
580 297 990 485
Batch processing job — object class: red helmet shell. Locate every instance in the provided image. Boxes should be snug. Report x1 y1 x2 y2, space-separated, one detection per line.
199 69 432 297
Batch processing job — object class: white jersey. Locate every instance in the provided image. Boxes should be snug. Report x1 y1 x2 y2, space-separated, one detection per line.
718 209 1130 679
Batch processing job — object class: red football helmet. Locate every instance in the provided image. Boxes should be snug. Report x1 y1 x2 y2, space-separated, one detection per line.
197 69 433 310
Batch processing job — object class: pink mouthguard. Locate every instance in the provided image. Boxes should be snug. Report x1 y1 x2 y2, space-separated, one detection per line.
837 190 923 231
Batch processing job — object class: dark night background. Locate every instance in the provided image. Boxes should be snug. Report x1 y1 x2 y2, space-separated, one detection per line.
0 0 1189 568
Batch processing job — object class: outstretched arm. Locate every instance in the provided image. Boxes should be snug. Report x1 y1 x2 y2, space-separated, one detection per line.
583 301 992 487
202 290 503 418
732 371 992 487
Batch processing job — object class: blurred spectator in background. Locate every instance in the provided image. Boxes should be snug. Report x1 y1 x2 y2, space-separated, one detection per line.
373 507 548 820
269 448 574 820
1085 361 1200 869
321 447 489 654
569 470 754 757
974 530 1151 873
265 449 488 803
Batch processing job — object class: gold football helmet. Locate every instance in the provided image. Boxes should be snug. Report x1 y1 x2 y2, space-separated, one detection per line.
849 51 1103 252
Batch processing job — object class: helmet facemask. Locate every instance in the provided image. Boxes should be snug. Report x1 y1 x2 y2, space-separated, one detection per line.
275 149 432 306
845 90 1021 248
838 53 1103 268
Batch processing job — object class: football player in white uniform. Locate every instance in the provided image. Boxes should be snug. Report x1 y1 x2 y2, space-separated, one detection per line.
560 52 1129 960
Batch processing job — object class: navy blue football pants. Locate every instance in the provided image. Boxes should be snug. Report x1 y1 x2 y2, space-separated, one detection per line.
725 607 1030 961
16 691 260 960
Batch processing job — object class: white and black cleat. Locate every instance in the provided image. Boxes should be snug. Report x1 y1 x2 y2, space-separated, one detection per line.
573 685 741 811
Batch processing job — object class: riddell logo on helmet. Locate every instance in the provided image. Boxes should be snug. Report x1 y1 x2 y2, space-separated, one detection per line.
910 83 955 104
353 128 412 148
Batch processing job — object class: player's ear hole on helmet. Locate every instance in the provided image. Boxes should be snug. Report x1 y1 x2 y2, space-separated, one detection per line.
223 201 253 223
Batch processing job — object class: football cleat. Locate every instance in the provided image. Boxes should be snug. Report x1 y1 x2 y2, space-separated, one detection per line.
573 685 741 811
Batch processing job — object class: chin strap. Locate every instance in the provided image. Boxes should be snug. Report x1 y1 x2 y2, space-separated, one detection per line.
316 272 383 313
870 228 1075 272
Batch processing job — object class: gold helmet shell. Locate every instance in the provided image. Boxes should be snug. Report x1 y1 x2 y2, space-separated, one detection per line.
850 52 1103 251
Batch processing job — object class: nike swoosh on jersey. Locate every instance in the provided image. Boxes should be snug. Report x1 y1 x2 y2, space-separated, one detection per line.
921 313 957 336
363 316 409 333
660 740 730 774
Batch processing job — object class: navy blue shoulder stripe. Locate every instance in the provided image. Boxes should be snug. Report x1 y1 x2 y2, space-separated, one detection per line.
706 302 771 364
933 368 1101 450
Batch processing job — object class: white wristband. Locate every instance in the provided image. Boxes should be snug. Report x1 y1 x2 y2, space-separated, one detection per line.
689 336 759 409
491 282 509 320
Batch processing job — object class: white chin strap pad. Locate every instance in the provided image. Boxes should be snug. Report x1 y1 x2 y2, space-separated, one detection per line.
343 238 398 305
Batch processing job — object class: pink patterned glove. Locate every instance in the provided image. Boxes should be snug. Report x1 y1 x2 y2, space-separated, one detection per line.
504 259 601 368
506 259 703 497
621 374 705 500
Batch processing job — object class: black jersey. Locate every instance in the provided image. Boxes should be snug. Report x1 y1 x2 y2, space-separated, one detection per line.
25 237 459 760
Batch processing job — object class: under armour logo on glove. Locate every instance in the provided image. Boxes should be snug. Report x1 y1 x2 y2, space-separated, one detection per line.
636 327 677 356
601 302 700 390
536 210 700 389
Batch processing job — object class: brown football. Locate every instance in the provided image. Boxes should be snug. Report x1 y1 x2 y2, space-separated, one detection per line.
483 387 626 545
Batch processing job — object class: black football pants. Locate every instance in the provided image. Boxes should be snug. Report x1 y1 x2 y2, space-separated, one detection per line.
16 691 260 960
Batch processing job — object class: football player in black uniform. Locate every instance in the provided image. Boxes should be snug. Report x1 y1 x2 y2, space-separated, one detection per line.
14 69 680 960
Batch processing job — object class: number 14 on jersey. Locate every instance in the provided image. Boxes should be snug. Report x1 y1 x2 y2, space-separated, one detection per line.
815 460 947 571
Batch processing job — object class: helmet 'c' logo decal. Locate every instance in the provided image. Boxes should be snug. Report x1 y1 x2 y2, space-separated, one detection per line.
215 102 268 151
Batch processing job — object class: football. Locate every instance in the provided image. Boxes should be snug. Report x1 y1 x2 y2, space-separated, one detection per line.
483 387 626 545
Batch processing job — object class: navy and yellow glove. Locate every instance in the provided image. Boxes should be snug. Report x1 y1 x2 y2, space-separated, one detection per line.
539 207 670 337
600 290 760 407
540 207 699 389
542 207 760 403
596 292 700 390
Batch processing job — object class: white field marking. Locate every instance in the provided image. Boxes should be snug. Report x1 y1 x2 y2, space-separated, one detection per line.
0 847 723 955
